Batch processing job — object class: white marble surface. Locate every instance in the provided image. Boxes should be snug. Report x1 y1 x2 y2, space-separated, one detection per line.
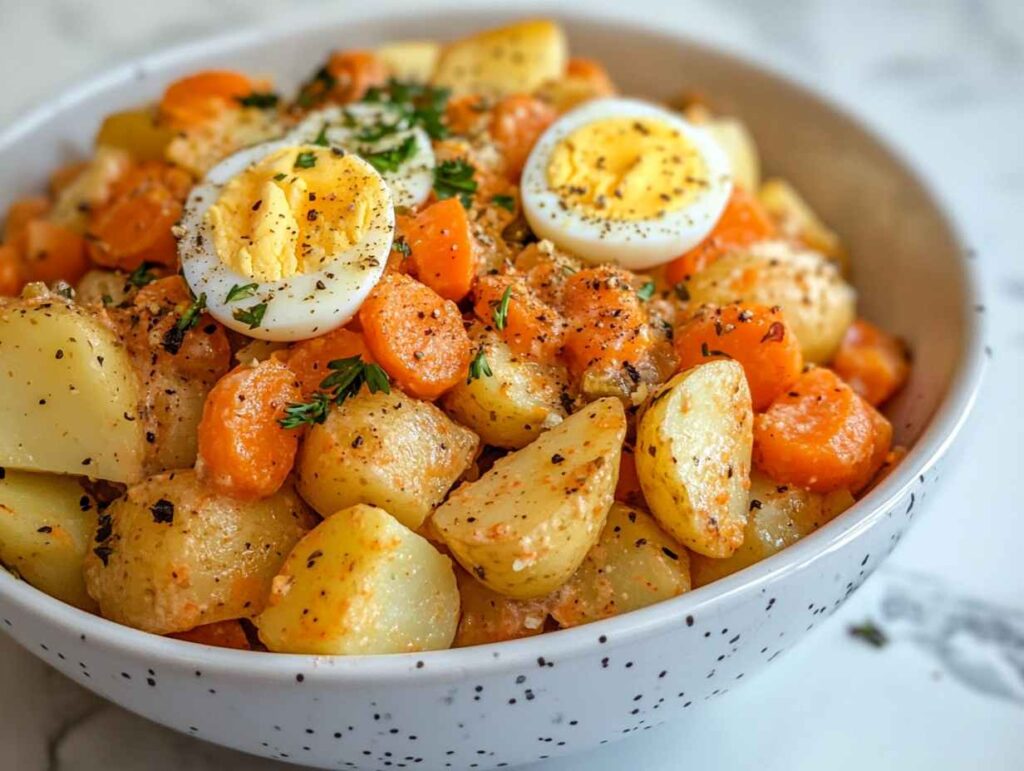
0 0 1022 769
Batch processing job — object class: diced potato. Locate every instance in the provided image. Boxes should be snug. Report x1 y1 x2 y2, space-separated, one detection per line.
0 294 146 484
454 565 549 647
49 145 131 232
635 360 753 558
376 40 440 82
435 397 626 599
141 370 209 474
758 178 847 269
75 269 129 307
690 473 854 587
441 323 570 449
550 503 689 628
296 388 479 530
433 19 568 97
233 338 288 365
95 108 176 162
83 470 312 634
257 504 459 655
165 108 283 178
706 117 760 193
0 469 97 610
684 240 856 363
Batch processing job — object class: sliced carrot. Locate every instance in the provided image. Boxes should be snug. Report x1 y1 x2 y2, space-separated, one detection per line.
3 196 50 248
561 266 652 377
490 95 557 180
401 198 476 302
665 186 776 284
22 220 88 285
472 274 566 363
171 620 251 650
0 244 24 296
850 403 894 492
446 94 487 135
566 57 616 94
159 70 255 128
87 173 182 271
197 359 301 500
359 272 473 400
614 446 645 508
132 274 190 308
753 368 877 493
674 303 803 410
832 319 909 406
286 327 373 398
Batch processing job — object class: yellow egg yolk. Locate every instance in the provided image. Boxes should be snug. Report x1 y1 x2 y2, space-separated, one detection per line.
205 145 382 282
546 117 709 221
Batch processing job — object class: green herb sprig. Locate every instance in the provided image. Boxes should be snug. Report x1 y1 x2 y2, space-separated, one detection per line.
434 158 478 209
279 355 391 429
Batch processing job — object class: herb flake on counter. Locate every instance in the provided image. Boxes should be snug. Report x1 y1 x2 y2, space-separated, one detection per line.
848 619 888 649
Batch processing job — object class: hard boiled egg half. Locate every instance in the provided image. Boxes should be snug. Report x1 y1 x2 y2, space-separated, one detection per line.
520 98 733 270
178 139 394 341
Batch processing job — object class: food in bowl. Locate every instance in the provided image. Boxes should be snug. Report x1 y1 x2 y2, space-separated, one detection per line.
0 19 910 656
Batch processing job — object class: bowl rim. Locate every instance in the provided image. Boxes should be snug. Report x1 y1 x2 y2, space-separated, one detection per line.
0 4 987 683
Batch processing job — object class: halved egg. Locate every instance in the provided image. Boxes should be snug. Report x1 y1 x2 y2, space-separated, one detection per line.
520 97 733 270
178 139 394 341
289 104 435 209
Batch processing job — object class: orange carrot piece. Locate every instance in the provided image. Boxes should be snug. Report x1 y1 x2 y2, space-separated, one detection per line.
674 303 803 410
561 266 652 377
171 620 251 650
614 446 645 508
753 368 877 493
87 180 182 271
490 95 557 180
850 403 894 492
446 94 487 135
326 50 387 103
566 57 616 94
665 186 776 284
401 198 476 302
22 220 88 285
159 70 255 128
473 274 566 363
197 359 301 500
0 244 24 296
832 319 909 406
359 272 473 400
3 196 50 248
286 327 373 398
133 274 190 308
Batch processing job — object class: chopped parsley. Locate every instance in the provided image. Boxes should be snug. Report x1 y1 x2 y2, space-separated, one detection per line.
362 135 417 174
491 194 516 212
361 79 451 140
176 292 206 333
279 355 391 429
848 619 888 649
434 158 477 209
294 151 317 170
393 236 411 258
492 285 512 331
127 262 158 288
236 91 280 109
467 348 493 383
101 293 114 306
273 172 288 182
312 123 330 147
232 302 268 330
296 65 336 109
225 283 259 303
637 280 656 301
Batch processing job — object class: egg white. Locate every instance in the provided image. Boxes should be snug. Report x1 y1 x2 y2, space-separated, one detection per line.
289 104 435 208
520 97 733 270
178 138 394 342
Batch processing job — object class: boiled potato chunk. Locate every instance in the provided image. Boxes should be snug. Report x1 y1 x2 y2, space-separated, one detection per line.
0 469 97 610
0 295 145 484
95 108 175 162
707 118 760 193
296 389 479 530
635 360 753 558
257 504 459 655
83 470 312 634
433 19 568 97
435 397 626 599
376 40 440 82
454 565 549 647
758 178 846 269
690 473 854 587
441 324 570 449
74 269 130 307
684 240 856 363
550 503 690 628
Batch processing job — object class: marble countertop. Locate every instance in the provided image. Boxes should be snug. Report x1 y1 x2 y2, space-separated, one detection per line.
0 1 1022 769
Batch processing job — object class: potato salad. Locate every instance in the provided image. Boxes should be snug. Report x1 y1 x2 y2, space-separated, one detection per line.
0 20 910 654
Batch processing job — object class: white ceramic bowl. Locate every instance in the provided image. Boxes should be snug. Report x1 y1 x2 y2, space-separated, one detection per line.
0 8 984 770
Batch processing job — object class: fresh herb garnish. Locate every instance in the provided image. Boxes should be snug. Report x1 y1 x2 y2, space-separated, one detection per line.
393 236 411 258
492 286 512 331
176 292 207 333
637 280 656 301
101 293 114 306
232 302 268 330
273 172 288 182
127 262 158 288
848 619 888 649
434 158 477 209
236 91 280 109
491 194 516 212
225 283 259 303
361 79 451 140
279 355 391 429
312 123 330 147
294 151 317 170
467 348 493 384
362 135 417 174
296 65 337 109
699 341 731 358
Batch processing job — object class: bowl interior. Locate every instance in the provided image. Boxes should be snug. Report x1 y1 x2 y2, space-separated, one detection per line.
0 8 980 669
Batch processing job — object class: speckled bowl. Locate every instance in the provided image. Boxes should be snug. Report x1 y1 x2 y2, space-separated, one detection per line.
0 7 985 770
